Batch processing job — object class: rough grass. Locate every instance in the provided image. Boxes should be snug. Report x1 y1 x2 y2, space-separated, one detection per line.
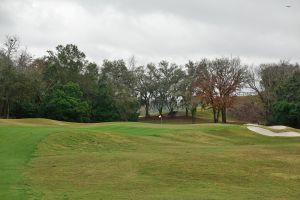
1 119 300 199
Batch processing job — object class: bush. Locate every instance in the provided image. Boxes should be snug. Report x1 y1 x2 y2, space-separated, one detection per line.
271 101 300 128
270 71 300 128
43 82 90 122
12 101 40 118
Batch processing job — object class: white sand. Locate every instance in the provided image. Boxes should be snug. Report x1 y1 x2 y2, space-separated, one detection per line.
247 126 300 137
246 123 260 127
268 125 287 130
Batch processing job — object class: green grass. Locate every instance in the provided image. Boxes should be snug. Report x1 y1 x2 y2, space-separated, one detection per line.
1 119 300 199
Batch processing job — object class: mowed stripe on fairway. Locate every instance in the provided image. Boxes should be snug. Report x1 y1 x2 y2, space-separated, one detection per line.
0 125 55 199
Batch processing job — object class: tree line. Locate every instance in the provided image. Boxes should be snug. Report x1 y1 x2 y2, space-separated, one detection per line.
0 36 299 127
248 61 300 128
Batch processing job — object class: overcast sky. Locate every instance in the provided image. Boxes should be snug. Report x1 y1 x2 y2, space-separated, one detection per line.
1 0 299 66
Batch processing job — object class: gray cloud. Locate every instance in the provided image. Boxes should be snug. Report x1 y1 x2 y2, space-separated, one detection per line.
0 0 299 65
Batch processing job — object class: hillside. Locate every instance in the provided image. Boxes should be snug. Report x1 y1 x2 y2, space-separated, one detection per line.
1 119 300 199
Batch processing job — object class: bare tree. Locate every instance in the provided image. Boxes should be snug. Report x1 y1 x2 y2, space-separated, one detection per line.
196 58 247 123
0 36 21 118
3 35 19 61
196 59 220 123
135 63 157 117
213 58 247 123
17 48 32 70
179 61 197 117
127 55 136 71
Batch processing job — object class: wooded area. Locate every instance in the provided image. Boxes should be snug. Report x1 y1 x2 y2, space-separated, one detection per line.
0 36 299 127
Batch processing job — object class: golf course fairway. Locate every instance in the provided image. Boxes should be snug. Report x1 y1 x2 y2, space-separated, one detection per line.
1 119 300 199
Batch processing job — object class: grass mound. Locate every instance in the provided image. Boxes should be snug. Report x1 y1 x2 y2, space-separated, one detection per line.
1 119 300 199
0 118 72 126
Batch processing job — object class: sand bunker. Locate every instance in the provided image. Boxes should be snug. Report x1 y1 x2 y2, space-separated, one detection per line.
268 125 287 130
247 125 300 137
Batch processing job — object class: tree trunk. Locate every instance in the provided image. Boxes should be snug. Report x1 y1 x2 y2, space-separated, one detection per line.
265 102 272 125
169 107 174 118
170 107 174 113
0 100 4 117
145 103 150 118
158 107 163 116
185 107 189 117
221 106 227 123
6 97 9 119
213 107 218 123
191 107 197 124
217 107 220 122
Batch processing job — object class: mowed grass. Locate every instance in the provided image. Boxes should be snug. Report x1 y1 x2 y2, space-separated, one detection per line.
1 119 300 199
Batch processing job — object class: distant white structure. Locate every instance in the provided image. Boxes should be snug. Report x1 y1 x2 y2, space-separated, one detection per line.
236 91 257 96
235 87 257 96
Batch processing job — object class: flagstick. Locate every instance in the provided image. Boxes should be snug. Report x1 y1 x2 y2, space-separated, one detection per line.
159 115 162 127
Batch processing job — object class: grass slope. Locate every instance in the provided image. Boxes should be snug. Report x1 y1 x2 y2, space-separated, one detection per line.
0 119 300 199
0 120 60 199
